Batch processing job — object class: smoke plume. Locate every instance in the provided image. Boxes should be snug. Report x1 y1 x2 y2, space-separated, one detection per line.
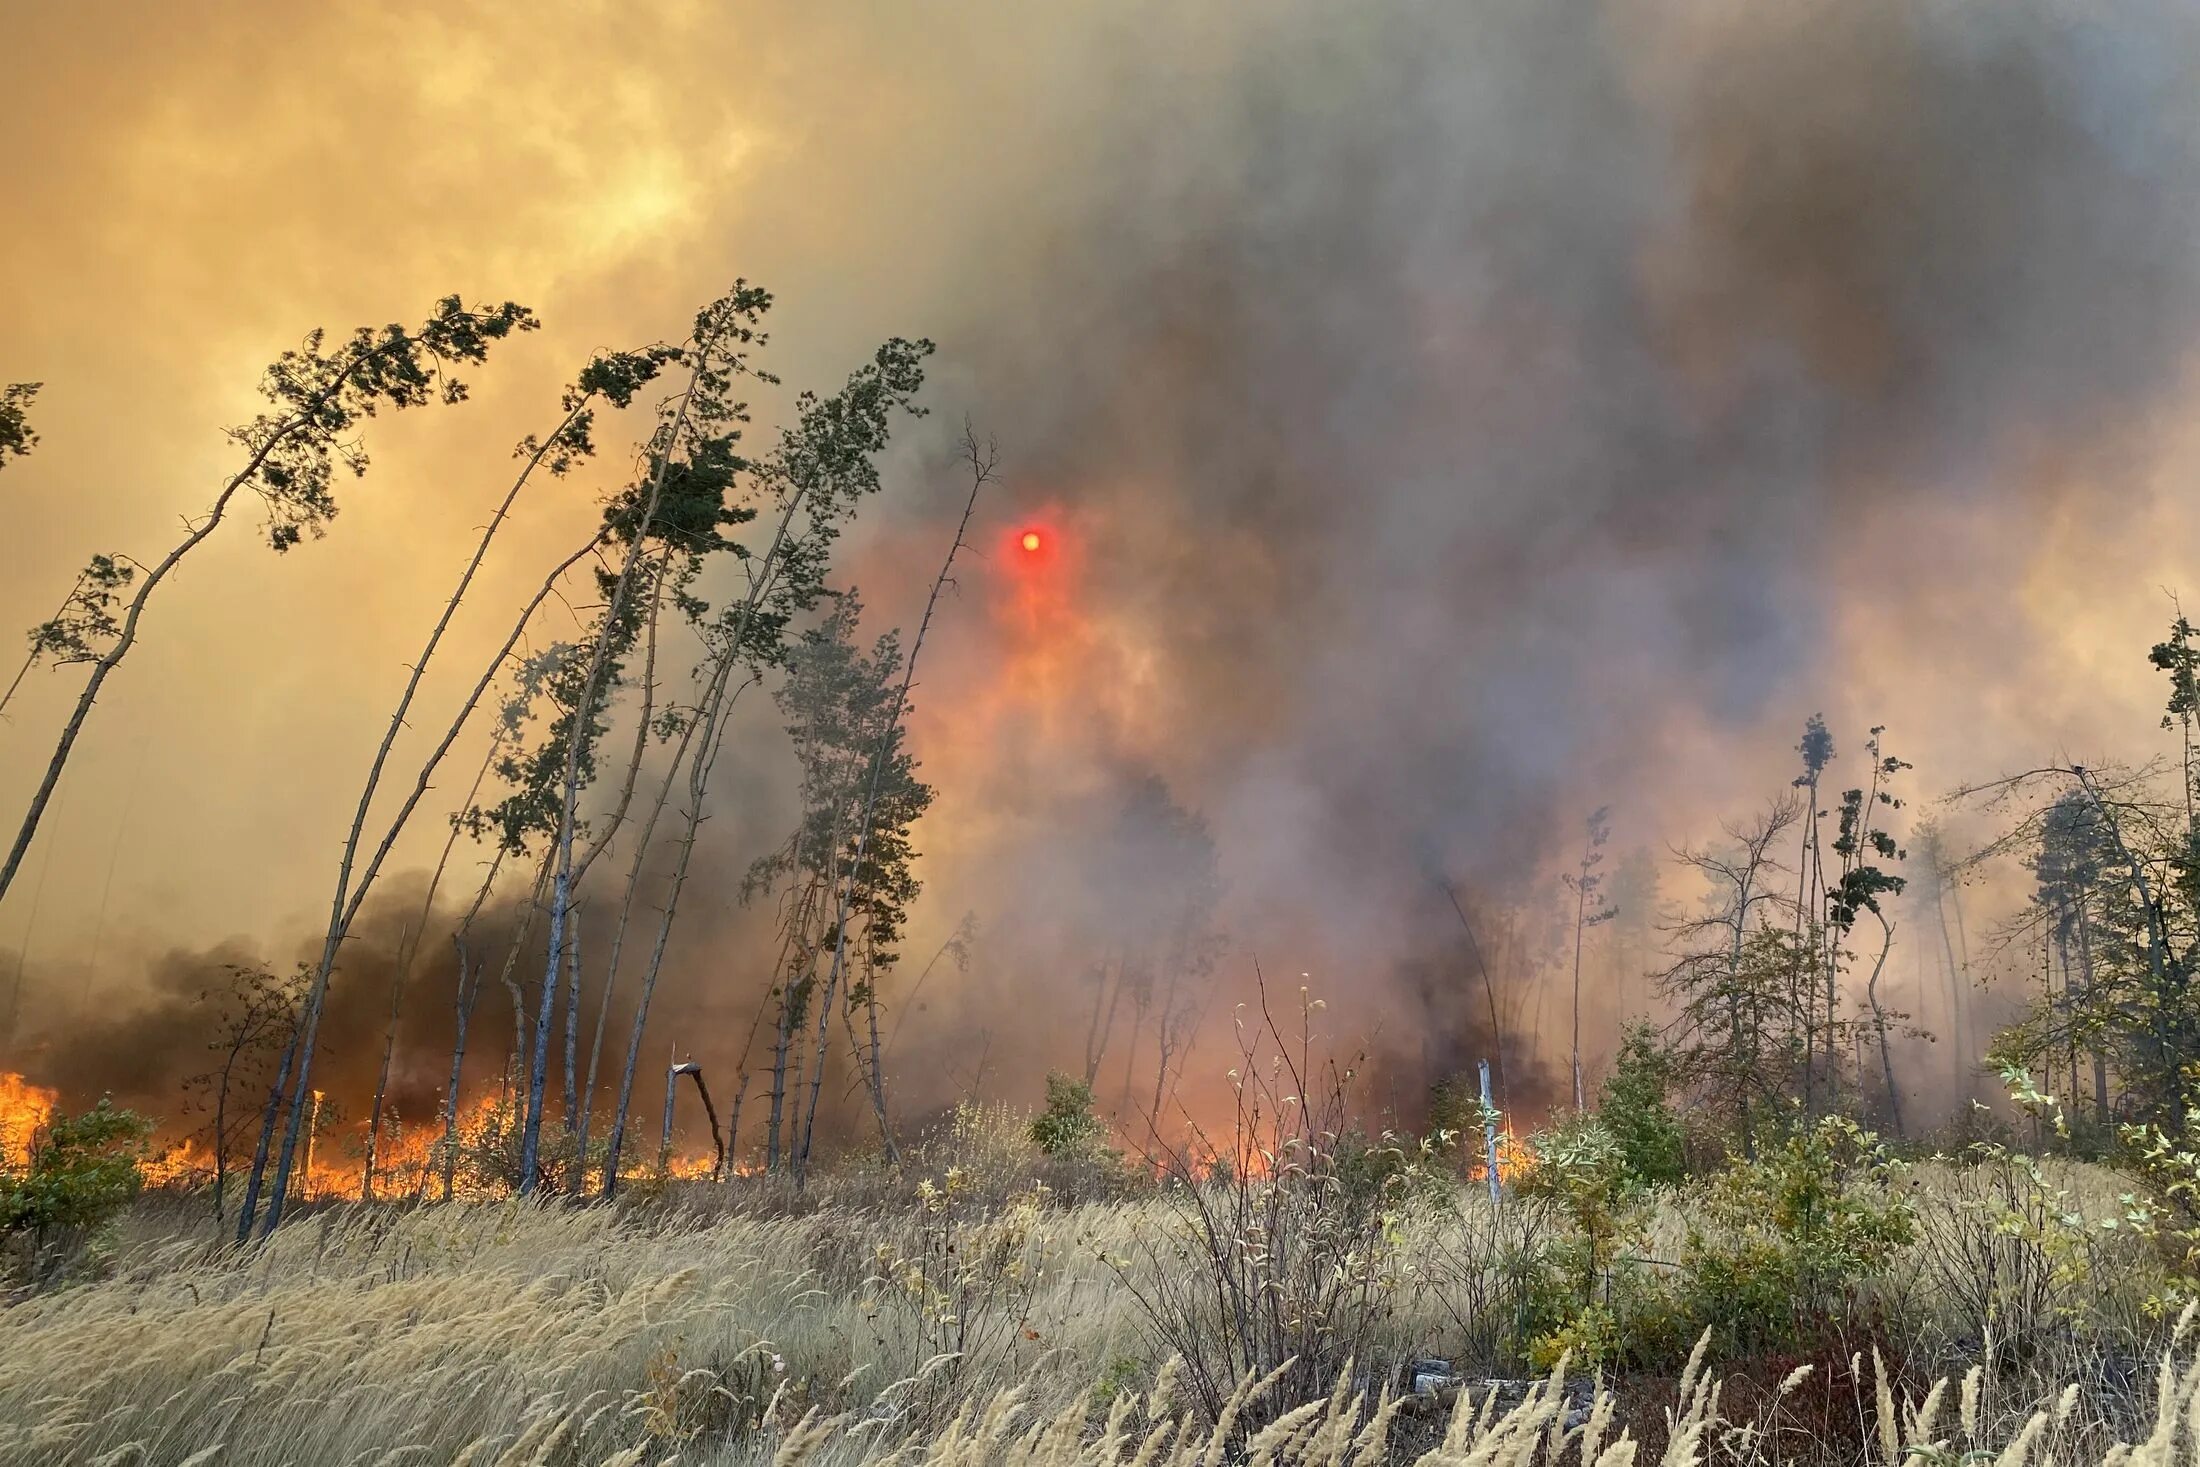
8 0 2200 1139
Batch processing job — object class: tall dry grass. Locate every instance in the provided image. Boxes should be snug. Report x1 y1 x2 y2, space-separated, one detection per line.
2 1167 2197 1465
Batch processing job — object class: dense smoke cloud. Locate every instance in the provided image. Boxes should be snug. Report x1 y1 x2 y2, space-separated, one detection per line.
881 0 2200 1109
8 1 2200 1137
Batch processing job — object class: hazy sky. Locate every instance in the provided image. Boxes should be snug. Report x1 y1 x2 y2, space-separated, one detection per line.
7 0 2200 1120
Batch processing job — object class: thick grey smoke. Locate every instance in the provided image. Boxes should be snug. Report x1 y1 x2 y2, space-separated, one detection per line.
857 0 2200 1115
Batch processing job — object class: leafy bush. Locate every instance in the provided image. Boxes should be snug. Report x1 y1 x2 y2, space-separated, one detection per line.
1513 1115 1676 1369
1676 1116 1916 1356
0 1097 153 1285
1599 1021 1688 1186
1029 1072 1107 1156
1513 1114 1914 1369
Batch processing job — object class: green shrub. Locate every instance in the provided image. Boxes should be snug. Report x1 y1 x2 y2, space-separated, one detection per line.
1675 1116 1915 1355
1514 1113 1913 1369
1598 1021 1688 1186
1514 1115 1679 1368
1029 1072 1106 1156
0 1097 153 1285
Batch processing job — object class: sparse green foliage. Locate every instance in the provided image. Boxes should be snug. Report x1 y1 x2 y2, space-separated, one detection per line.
234 296 540 552
1972 624 2200 1132
1518 1114 1642 1300
25 554 135 669
2 294 538 910
1515 1112 1914 1371
0 382 40 470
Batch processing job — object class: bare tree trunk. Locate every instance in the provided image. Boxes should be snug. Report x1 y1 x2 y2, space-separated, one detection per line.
485 857 552 1192
1571 886 1589 1112
601 660 753 1197
602 466 833 1199
439 949 479 1203
1946 870 1973 1075
211 1054 236 1223
360 929 408 1204
235 1017 303 1245
568 564 669 1185
662 1063 725 1178
1865 912 1903 1137
436 847 510 1200
724 985 777 1175
2078 893 2108 1121
561 905 583 1134
659 1054 682 1175
767 979 798 1171
574 716 687 1184
260 526 608 1236
1082 958 1115 1086
1795 780 1820 1119
1438 880 1509 1109
361 726 508 1203
795 428 993 1179
520 369 703 1196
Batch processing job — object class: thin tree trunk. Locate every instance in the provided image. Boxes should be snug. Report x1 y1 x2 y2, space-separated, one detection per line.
1946 869 1973 1073
259 528 607 1236
659 1053 682 1175
1439 880 1509 1109
1865 912 1903 1137
1571 883 1588 1112
235 1017 303 1245
2079 893 2108 1121
1934 882 1968 1102
366 714 506 1205
561 904 582 1138
522 385 698 1198
861 952 897 1160
211 1052 237 1224
568 560 668 1179
601 660 752 1197
437 846 509 1200
440 950 478 1202
795 429 993 1178
602 467 831 1199
574 706 688 1184
360 926 408 1205
767 979 797 1171
725 984 778 1176
1082 958 1116 1087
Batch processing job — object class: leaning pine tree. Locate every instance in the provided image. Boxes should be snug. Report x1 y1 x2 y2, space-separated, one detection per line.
1 298 537 911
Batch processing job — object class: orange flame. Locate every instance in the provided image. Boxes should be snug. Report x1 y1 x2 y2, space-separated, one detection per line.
143 1137 212 1188
0 1071 58 1166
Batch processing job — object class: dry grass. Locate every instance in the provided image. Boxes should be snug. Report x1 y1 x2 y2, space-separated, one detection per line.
2 1156 2196 1465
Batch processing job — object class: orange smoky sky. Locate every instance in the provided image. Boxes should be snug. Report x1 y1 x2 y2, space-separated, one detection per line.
7 0 2200 1131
